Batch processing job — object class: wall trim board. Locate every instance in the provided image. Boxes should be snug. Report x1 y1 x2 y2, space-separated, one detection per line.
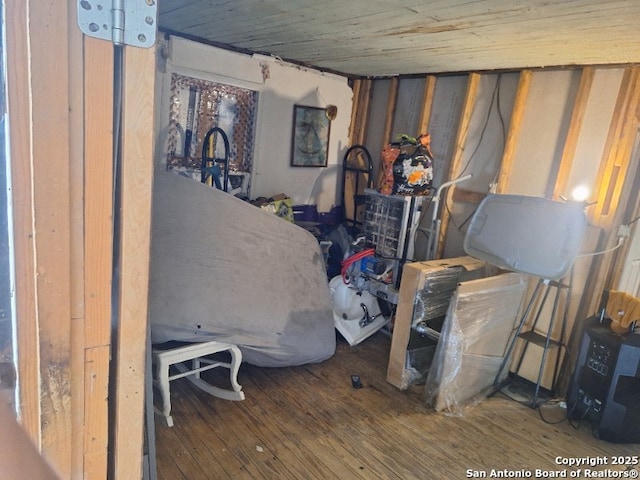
169 35 264 85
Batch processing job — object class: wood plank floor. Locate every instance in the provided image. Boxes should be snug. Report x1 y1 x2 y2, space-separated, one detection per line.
154 332 639 479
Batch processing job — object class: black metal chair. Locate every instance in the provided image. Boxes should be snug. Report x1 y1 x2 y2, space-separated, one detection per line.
201 127 230 192
341 145 373 230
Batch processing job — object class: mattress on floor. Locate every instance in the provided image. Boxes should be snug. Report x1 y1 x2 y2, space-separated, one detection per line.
148 171 335 367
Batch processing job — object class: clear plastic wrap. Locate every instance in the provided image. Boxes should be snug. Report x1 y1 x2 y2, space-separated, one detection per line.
387 256 489 390
412 267 476 327
425 273 527 415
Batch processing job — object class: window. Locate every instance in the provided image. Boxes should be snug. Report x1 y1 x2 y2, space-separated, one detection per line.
166 74 257 196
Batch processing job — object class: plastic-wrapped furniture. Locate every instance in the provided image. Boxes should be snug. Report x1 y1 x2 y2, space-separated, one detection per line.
425 273 527 413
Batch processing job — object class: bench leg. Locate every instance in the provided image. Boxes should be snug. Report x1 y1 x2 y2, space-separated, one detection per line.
227 345 243 394
174 346 245 401
155 357 174 427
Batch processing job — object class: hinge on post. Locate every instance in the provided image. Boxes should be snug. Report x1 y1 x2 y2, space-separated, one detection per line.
77 0 157 48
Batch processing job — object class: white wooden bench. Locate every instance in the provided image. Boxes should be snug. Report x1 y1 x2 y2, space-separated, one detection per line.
152 341 245 427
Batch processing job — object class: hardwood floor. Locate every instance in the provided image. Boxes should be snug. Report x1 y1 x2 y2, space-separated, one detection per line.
154 332 639 479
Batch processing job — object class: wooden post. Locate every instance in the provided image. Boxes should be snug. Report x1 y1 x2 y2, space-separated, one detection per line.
348 79 362 144
571 66 640 358
6 0 78 475
112 44 157 480
552 67 595 200
417 75 437 134
5 0 41 444
82 36 115 480
437 73 481 258
382 77 399 144
349 79 373 146
496 70 532 194
68 4 86 478
7 3 118 478
591 66 640 229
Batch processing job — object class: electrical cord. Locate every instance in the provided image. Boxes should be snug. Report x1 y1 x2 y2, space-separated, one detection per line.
568 402 592 430
450 74 506 235
340 248 375 284
627 214 640 226
459 75 503 178
576 236 624 258
536 399 569 425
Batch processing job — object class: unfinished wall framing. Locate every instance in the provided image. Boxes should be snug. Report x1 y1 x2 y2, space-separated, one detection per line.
352 65 640 392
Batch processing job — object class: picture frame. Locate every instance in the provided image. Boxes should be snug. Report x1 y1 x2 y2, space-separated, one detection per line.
290 105 331 167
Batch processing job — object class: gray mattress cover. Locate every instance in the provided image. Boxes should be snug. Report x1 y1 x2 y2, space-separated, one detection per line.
148 171 336 367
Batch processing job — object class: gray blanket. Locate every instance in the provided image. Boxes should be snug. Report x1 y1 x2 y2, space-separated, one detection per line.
148 171 336 367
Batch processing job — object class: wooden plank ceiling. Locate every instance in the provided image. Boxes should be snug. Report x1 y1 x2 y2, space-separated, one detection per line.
158 0 640 77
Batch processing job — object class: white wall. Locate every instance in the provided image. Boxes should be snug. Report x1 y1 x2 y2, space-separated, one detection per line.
154 35 353 212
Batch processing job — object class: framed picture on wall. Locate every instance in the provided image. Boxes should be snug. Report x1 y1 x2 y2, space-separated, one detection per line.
291 105 331 167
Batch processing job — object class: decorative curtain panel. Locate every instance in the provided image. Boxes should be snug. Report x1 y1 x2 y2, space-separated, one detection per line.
166 73 258 176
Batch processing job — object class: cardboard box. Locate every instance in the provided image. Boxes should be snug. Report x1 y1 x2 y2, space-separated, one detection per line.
386 256 489 389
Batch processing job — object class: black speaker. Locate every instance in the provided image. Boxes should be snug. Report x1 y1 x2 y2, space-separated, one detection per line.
567 319 640 443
